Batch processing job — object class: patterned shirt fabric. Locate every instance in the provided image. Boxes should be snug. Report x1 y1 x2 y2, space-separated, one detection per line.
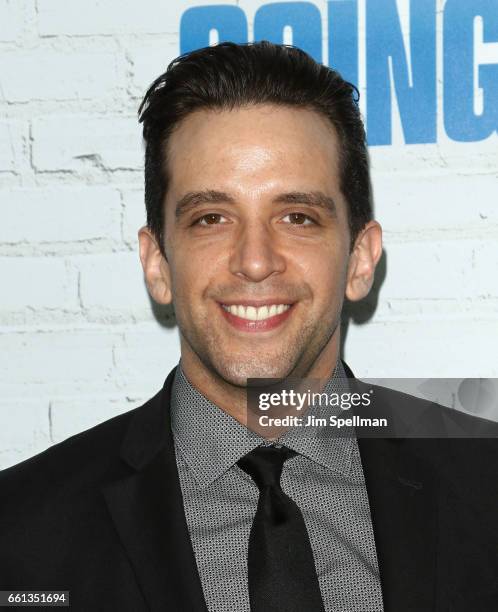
170 359 384 612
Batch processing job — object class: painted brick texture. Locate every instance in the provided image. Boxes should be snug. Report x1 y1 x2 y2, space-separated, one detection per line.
1 0 497 469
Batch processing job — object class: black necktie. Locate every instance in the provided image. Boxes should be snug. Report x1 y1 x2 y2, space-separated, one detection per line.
238 445 325 612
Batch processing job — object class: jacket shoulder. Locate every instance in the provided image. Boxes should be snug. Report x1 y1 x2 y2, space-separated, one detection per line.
0 396 155 516
0 385 172 591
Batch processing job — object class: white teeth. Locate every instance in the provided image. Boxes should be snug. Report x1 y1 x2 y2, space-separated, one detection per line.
222 304 291 321
257 306 269 321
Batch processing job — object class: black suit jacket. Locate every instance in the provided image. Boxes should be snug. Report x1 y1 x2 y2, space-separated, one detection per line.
1 364 497 611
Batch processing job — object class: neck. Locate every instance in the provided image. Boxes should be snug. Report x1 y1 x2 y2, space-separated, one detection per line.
178 331 341 432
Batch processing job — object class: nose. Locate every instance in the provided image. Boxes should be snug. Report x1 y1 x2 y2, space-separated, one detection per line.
229 218 286 282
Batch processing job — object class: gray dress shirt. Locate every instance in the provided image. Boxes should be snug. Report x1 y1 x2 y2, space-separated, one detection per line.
170 359 384 612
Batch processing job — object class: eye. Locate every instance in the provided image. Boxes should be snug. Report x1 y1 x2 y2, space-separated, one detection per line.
282 212 316 226
193 213 228 226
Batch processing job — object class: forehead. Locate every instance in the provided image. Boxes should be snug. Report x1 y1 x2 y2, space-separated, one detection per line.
165 104 342 191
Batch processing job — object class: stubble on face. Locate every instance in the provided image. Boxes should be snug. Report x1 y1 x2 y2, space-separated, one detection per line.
175 279 342 388
163 104 351 392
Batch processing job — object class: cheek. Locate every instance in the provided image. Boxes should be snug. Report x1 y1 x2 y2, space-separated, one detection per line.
299 241 348 278
170 256 215 313
299 247 349 305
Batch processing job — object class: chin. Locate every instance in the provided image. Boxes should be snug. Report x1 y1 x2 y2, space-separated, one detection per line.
214 356 293 387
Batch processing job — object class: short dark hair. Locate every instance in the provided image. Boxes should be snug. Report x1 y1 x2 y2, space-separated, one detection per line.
138 41 372 255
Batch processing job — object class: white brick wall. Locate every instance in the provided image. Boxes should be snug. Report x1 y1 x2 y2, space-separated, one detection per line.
37 0 182 36
0 186 122 245
1 0 497 469
0 0 24 42
0 120 27 174
0 256 78 311
1 49 121 102
31 115 142 172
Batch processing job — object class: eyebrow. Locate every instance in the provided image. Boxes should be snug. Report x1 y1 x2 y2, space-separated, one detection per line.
272 191 337 217
175 189 337 220
175 190 236 219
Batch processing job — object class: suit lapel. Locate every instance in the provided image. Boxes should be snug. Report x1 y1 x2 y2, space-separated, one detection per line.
344 363 439 612
101 360 440 610
357 436 438 612
102 367 208 612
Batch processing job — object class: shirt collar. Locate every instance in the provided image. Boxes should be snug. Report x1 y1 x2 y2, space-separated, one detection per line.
170 358 356 489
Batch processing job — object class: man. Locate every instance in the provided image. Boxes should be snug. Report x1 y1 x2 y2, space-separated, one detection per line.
0 42 496 612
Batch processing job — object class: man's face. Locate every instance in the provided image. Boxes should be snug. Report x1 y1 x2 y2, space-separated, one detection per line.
160 104 354 386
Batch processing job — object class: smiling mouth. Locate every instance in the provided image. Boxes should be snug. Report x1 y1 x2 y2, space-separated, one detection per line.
220 303 292 321
218 302 296 332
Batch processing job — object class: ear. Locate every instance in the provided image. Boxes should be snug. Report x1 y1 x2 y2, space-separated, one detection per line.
345 220 383 302
138 226 172 305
